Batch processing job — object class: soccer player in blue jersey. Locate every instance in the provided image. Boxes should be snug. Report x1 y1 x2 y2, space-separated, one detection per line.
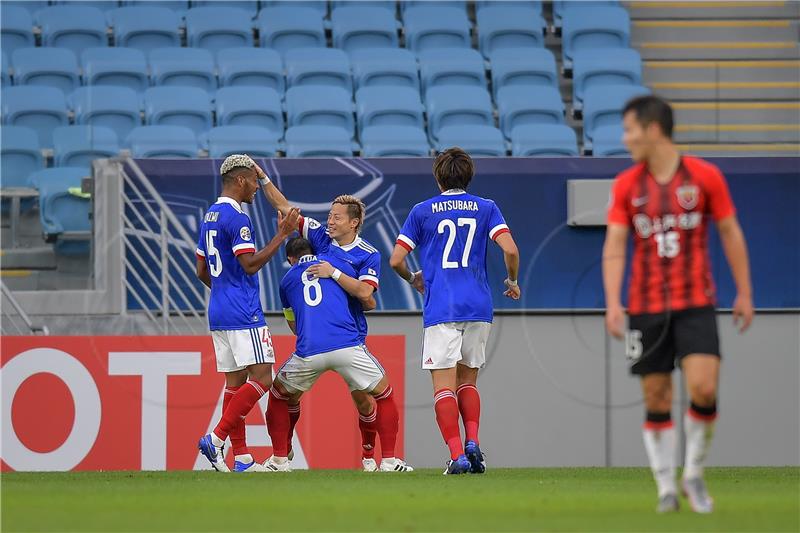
264 237 412 472
390 147 521 475
196 155 299 473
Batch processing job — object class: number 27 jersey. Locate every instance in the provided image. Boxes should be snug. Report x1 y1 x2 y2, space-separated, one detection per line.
396 190 510 328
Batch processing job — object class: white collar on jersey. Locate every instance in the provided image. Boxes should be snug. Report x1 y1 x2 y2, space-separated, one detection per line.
332 235 363 252
442 189 466 196
215 196 244 213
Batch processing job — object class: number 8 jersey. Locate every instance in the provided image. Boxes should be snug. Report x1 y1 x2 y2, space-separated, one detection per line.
196 197 266 331
396 189 510 328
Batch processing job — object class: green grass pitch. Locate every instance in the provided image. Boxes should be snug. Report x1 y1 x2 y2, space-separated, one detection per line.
2 467 798 532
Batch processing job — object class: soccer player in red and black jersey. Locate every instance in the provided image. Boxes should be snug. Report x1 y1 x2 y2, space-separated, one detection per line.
602 96 754 514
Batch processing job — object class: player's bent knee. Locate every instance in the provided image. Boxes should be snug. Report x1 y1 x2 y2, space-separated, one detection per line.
690 383 717 406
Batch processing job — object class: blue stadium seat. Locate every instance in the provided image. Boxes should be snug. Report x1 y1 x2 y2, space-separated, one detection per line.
52 1 121 12
496 85 565 138
149 47 217 94
562 5 630 70
489 47 558 99
332 1 395 12
592 124 627 156
476 1 542 13
350 48 418 91
360 125 430 157
258 7 326 57
554 0 618 34
126 125 199 158
435 125 506 157
217 47 284 93
112 6 181 53
81 47 149 92
419 47 486 94
1 6 35 56
355 86 424 136
284 125 354 157
185 7 254 52
510 124 578 156
331 6 399 55
28 167 92 254
285 47 352 92
425 86 494 142
120 1 188 16
11 47 81 95
38 5 108 56
70 86 142 142
572 48 642 112
1 52 9 87
215 86 284 136
583 84 650 145
476 5 545 58
0 126 44 188
205 126 280 158
4 1 49 17
2 86 69 148
285 86 355 139
144 86 213 137
261 1 327 17
190 1 259 17
403 6 471 53
52 125 120 167
401 1 466 15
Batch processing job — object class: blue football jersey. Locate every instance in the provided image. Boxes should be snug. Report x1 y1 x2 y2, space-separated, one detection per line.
196 197 266 331
279 253 361 357
300 216 381 343
396 189 509 327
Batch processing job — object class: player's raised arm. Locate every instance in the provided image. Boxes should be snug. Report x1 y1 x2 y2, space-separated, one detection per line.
249 156 293 217
717 216 754 332
306 260 377 310
602 223 629 339
237 208 300 275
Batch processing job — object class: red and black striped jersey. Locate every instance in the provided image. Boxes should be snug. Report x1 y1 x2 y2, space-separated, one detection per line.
608 155 736 315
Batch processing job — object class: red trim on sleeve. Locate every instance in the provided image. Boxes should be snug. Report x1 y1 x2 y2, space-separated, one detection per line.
491 228 511 241
234 247 256 256
396 239 413 252
362 279 379 289
298 215 305 234
196 252 205 261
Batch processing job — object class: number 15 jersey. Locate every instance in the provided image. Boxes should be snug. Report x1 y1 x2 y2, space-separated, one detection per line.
396 189 510 328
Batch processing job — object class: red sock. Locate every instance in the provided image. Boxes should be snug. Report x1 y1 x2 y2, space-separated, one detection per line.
266 388 290 458
359 407 377 459
434 389 463 460
287 403 301 454
213 380 268 441
223 385 249 456
457 383 480 445
375 386 399 459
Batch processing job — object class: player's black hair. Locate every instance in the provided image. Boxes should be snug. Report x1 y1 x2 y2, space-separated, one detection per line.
433 147 474 191
623 95 674 139
221 166 252 186
285 237 313 260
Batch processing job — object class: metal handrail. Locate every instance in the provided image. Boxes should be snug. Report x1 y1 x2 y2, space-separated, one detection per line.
0 280 49 335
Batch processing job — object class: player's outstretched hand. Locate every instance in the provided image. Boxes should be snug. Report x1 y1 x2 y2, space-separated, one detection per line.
503 279 521 300
411 270 424 294
605 304 625 339
278 207 300 238
306 261 334 279
733 293 754 333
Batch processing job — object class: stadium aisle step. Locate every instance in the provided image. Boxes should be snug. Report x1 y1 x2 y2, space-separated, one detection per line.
676 143 800 156
671 101 800 142
625 1 800 21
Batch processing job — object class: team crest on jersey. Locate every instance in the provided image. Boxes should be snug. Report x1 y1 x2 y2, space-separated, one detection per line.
676 184 699 210
368 268 377 275
240 226 251 241
307 218 321 229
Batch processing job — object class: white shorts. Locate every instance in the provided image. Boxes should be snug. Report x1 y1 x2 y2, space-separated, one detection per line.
422 321 492 370
211 326 275 372
276 344 385 394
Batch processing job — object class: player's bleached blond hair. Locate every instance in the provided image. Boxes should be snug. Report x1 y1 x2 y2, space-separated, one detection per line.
219 154 255 176
332 195 366 233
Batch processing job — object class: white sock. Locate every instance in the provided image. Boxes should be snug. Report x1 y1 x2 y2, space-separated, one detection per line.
272 456 289 464
234 454 253 464
210 433 225 448
683 411 716 480
643 424 677 497
381 457 396 463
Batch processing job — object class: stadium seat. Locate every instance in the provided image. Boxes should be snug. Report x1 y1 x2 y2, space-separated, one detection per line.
52 1 121 12
190 1 260 17
284 125 354 157
144 86 213 137
510 124 579 156
4 1 49 17
70 86 142 142
149 47 217 94
583 84 650 144
2 86 69 148
489 47 558 99
332 1 395 12
435 125 507 157
217 47 284 93
476 5 546 58
205 126 280 158
285 47 352 92
258 7 326 57
0 126 44 189
119 1 188 16
11 47 81 95
126 125 199 158
1 52 8 87
112 6 181 53
425 86 494 142
355 86 424 136
215 87 284 135
591 124 627 156
562 5 630 70
419 47 487 94
185 7 254 53
1 6 35 56
360 125 430 157
476 1 542 13
52 125 120 167
401 1 466 15
403 6 471 53
38 5 108 56
28 167 92 255
553 0 618 34
350 48 418 91
496 85 565 138
81 47 149 92
285 86 355 139
260 1 327 17
572 48 642 113
331 6 399 55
